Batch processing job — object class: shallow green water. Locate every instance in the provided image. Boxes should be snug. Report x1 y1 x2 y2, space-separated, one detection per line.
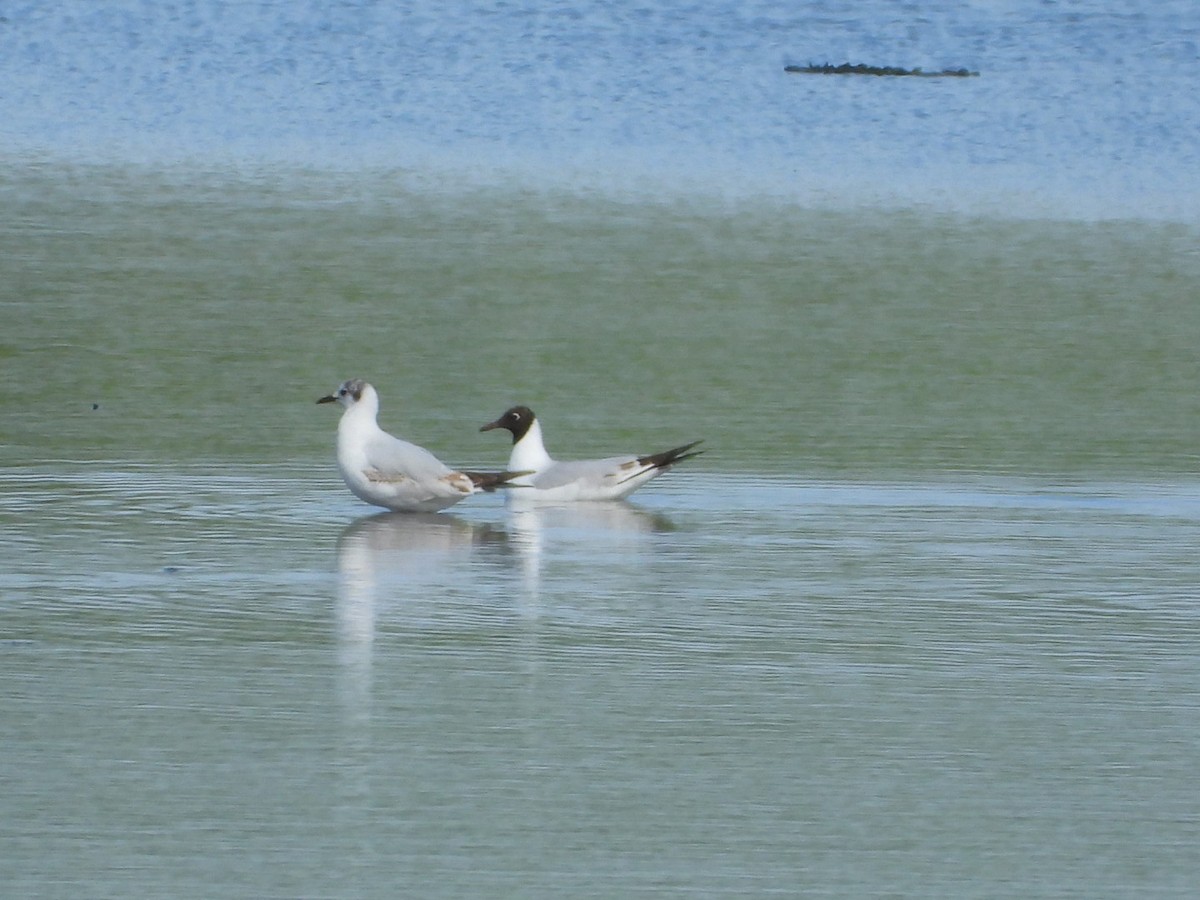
3 164 1200 896
6 162 1200 474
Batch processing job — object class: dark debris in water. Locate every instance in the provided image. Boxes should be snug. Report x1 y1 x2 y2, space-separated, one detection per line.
786 62 979 78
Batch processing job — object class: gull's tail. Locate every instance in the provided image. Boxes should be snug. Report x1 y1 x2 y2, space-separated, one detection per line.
639 440 705 470
617 440 705 485
462 470 534 492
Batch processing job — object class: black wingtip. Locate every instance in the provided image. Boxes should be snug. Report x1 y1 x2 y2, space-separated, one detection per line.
637 440 705 470
461 470 534 492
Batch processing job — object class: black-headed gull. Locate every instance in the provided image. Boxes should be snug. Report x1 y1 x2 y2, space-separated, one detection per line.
318 379 524 513
480 405 702 501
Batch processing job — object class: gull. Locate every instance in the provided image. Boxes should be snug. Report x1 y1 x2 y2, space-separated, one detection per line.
318 379 524 513
480 405 703 502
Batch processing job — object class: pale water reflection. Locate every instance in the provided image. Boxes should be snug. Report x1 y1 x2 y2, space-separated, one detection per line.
4 464 1200 895
334 512 498 722
336 511 498 638
503 499 676 618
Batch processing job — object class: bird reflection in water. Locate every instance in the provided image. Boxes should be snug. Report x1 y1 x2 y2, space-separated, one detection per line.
335 512 499 721
504 498 677 616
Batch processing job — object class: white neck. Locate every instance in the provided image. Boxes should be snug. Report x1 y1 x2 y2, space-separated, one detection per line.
339 386 382 440
510 418 553 471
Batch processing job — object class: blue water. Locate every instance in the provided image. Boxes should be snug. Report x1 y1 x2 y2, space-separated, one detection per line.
3 0 1198 219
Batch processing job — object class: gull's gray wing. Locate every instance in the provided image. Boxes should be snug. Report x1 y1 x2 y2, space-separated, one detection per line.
530 456 640 490
362 431 456 482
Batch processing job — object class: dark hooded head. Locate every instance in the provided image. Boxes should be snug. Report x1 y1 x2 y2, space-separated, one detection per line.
480 406 536 443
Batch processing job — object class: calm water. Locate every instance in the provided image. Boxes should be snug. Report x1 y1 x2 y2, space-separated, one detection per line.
4 0 1200 896
3 0 1199 218
4 461 1200 896
5 166 1200 898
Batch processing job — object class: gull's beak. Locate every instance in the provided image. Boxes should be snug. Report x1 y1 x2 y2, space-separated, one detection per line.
480 418 502 432
317 394 338 404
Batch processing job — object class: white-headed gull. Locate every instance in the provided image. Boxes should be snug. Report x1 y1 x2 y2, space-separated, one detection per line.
318 379 524 513
480 405 702 502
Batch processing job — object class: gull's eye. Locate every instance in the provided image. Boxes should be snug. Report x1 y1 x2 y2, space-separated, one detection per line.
339 387 347 396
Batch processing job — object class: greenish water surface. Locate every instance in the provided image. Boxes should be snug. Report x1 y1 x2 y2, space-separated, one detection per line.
3 164 1199 897
5 162 1200 475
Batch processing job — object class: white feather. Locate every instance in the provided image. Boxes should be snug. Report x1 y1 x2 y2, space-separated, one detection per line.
321 380 479 513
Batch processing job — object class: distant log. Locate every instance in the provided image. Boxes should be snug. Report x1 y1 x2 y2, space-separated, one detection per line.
785 62 979 78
